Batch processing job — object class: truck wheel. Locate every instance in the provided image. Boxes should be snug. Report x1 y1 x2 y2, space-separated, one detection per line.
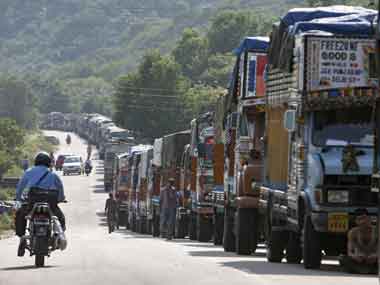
175 214 186 239
197 214 212 242
236 208 258 255
213 212 224 245
267 230 287 263
189 212 197 240
286 232 302 264
302 215 322 269
223 206 235 252
140 218 147 234
35 255 45 267
152 211 160 237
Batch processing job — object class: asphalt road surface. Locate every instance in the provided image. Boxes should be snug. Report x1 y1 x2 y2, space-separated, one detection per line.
0 131 377 285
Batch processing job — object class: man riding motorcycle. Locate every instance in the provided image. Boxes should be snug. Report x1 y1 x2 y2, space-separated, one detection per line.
15 152 66 255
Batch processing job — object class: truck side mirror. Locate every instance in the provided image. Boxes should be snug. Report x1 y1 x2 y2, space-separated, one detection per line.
284 110 296 132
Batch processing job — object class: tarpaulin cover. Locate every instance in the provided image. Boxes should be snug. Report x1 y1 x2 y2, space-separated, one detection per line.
153 138 163 167
268 5 377 72
233 36 270 56
161 130 190 169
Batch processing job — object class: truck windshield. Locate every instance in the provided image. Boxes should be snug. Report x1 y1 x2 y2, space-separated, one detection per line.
312 107 373 147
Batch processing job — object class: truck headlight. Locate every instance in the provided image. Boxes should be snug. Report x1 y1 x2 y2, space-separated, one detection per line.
328 190 349 204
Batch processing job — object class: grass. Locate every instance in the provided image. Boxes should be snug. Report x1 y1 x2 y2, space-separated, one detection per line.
0 187 15 201
0 213 14 234
3 130 57 178
0 188 15 235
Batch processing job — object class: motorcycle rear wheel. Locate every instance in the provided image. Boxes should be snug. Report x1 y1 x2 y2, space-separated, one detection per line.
35 255 45 267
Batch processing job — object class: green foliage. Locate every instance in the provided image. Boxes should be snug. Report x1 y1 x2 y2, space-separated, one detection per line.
184 85 224 117
0 76 37 129
114 50 188 139
0 119 25 179
0 213 13 233
207 10 264 55
0 188 14 201
172 29 209 81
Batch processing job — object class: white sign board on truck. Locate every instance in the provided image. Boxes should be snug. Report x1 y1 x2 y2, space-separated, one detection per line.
306 37 377 91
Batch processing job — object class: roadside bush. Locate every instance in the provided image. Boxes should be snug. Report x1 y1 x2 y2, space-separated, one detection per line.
0 213 14 234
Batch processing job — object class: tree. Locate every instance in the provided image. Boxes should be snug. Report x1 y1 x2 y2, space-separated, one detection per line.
172 29 209 81
38 81 72 114
0 118 24 179
114 50 188 139
0 75 37 129
207 10 258 55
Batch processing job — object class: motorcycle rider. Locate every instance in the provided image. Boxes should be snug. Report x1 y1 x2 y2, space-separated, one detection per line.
66 134 71 145
15 152 66 254
84 159 93 174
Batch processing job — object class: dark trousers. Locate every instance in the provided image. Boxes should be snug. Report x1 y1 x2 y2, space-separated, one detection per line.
15 204 66 237
339 255 378 274
160 208 176 238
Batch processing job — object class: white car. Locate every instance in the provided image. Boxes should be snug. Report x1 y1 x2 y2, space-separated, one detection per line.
62 156 83 176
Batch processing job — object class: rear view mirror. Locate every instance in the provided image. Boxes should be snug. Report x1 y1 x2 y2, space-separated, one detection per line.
284 110 296 132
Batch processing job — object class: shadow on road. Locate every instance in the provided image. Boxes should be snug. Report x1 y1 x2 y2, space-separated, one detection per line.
188 250 241 258
92 184 106 194
219 260 377 278
1 265 58 271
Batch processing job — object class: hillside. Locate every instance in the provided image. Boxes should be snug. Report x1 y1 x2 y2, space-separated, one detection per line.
0 0 306 81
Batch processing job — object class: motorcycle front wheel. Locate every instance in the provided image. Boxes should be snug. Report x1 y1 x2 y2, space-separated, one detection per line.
35 255 45 267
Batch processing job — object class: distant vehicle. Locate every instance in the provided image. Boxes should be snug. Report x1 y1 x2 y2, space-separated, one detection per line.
55 154 74 171
62 156 83 176
44 136 60 145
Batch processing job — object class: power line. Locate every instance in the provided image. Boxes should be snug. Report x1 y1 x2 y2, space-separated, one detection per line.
124 104 185 111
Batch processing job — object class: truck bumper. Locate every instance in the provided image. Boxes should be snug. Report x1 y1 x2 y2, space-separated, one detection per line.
311 210 377 233
236 196 259 209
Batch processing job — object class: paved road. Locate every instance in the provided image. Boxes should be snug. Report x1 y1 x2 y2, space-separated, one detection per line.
0 131 377 285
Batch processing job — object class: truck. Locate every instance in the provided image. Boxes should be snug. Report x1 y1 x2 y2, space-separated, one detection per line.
135 146 153 234
114 152 130 229
148 138 163 237
104 141 134 192
149 131 190 238
210 97 226 245
186 113 216 242
260 6 378 269
222 37 269 255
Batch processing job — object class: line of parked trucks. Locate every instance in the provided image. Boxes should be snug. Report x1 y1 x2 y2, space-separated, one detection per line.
44 5 380 272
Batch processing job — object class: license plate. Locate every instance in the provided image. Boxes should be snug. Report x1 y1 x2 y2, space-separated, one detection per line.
328 213 349 233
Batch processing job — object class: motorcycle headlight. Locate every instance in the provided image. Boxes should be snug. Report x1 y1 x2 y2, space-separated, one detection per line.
328 190 349 204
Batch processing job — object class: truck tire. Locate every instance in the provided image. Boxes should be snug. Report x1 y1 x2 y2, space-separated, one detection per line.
189 212 197 240
286 232 302 264
152 210 160 237
213 211 224 245
302 215 322 269
35 255 45 267
140 218 147 234
267 230 287 263
197 214 212 242
236 208 258 255
223 206 235 252
175 214 187 239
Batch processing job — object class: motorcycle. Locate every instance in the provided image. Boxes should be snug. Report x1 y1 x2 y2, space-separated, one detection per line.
18 189 67 267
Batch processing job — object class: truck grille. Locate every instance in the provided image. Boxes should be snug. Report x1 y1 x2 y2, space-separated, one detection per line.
323 175 376 206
